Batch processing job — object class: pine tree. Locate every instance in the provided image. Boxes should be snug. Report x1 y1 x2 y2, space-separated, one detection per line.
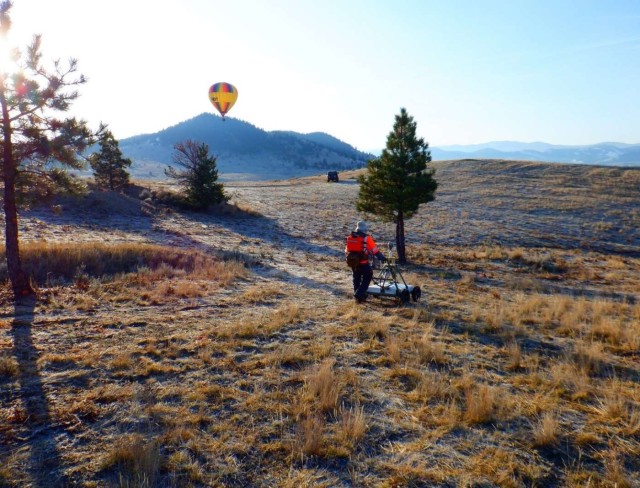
1 1 99 300
165 139 226 210
89 130 132 190
356 108 437 264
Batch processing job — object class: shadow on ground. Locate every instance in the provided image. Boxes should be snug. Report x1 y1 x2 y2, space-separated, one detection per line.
3 297 69 487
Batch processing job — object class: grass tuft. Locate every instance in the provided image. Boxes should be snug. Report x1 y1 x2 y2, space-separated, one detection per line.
0 353 19 377
102 434 160 487
531 412 560 447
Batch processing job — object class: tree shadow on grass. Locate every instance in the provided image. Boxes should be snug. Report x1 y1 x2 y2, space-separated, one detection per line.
7 297 68 487
145 212 350 298
22 189 156 237
24 192 352 300
25 192 339 258
194 211 340 257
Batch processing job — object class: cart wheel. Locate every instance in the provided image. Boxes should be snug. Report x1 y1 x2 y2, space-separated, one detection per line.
399 289 411 303
411 286 421 302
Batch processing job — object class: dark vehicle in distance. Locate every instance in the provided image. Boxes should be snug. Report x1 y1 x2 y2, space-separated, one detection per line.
327 171 339 182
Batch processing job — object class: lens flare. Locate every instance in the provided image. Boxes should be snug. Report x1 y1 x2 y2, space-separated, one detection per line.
0 38 15 74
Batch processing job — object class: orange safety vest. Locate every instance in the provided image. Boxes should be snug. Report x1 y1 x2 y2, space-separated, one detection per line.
345 233 379 264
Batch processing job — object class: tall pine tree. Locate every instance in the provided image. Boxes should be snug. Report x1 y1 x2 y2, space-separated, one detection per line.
89 130 132 190
1 1 99 299
356 108 437 264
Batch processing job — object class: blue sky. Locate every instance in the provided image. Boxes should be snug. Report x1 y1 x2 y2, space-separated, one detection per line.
6 0 640 151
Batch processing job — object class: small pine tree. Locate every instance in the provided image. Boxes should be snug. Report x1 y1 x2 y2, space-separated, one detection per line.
165 139 226 210
89 130 132 190
356 108 437 264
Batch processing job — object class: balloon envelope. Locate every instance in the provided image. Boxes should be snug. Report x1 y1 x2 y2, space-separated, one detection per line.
208 82 238 118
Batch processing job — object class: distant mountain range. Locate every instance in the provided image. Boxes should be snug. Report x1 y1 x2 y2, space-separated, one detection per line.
119 113 373 181
118 114 640 181
430 141 640 167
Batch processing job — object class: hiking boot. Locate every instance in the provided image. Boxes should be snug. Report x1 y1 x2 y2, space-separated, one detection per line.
354 295 367 304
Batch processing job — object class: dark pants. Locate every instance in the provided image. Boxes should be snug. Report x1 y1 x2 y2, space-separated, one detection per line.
352 263 373 299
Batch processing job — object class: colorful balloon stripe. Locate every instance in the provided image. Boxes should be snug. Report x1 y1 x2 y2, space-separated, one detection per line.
208 82 238 118
211 82 236 94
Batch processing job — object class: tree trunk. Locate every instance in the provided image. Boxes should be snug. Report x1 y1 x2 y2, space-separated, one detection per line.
1 83 34 300
395 212 406 264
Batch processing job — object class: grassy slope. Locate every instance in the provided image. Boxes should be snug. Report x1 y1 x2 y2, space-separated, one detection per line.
1 160 639 487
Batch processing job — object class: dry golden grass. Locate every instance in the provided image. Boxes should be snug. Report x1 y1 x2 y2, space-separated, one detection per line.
463 383 503 425
0 241 248 292
101 434 161 487
1 161 639 486
415 327 448 366
531 411 561 447
408 370 453 404
239 283 285 303
385 334 402 364
270 343 308 368
603 449 634 488
0 352 19 377
295 413 325 457
304 359 342 414
505 341 523 371
337 404 367 448
550 361 591 398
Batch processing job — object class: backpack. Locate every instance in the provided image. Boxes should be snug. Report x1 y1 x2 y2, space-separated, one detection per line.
345 233 367 269
346 251 364 270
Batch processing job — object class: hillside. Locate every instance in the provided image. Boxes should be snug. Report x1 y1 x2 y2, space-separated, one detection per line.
431 141 640 166
119 113 373 181
2 160 640 486
116 115 640 183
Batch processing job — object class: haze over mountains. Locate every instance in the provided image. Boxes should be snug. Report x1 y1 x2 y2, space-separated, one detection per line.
118 113 640 181
431 141 640 167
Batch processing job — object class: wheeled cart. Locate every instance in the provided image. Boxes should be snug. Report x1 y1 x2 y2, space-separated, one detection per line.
367 243 421 303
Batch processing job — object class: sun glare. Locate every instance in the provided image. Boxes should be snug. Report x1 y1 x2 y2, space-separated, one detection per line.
0 38 16 74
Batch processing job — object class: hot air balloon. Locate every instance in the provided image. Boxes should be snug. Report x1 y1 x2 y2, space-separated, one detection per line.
208 82 238 121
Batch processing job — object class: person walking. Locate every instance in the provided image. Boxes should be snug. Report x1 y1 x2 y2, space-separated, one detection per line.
345 221 386 303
